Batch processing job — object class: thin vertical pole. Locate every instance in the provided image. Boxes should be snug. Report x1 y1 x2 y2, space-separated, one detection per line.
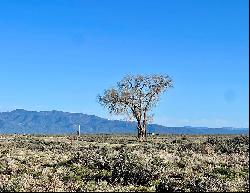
78 125 81 137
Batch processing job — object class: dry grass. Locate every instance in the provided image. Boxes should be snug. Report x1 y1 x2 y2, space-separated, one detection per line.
0 134 249 192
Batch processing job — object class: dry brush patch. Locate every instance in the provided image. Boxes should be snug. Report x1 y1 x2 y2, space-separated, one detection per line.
0 134 249 192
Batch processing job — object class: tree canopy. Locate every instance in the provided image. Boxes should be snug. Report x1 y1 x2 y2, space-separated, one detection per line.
98 74 173 141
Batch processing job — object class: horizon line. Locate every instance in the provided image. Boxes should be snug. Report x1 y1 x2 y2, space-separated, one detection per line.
0 108 249 129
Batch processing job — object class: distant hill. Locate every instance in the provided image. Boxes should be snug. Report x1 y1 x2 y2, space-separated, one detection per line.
0 109 248 135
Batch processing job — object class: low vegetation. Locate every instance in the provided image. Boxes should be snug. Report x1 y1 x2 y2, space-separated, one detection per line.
0 134 249 192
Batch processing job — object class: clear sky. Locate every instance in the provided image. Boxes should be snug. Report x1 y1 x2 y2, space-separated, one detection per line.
0 0 249 128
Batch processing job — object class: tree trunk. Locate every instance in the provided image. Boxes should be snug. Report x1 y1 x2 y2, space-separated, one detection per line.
143 112 147 141
137 111 148 141
137 122 147 142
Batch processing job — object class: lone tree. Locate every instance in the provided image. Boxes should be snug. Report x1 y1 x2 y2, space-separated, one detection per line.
98 74 173 141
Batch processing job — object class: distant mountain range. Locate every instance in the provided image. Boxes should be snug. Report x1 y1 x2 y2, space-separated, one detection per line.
0 109 249 135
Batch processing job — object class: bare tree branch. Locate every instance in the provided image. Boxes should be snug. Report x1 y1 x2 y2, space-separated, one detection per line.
98 74 173 141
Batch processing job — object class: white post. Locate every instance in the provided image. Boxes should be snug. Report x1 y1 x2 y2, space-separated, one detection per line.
78 125 81 137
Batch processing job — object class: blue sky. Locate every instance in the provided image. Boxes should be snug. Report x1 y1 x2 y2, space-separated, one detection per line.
0 0 249 128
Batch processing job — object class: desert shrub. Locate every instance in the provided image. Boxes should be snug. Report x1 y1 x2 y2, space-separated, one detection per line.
207 136 249 154
156 173 230 192
111 151 158 186
156 173 186 192
0 134 248 192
